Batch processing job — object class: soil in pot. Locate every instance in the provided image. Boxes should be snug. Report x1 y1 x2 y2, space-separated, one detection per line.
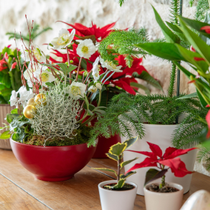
146 183 179 193
103 183 135 191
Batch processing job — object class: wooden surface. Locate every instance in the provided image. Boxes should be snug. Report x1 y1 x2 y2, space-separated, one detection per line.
0 149 210 210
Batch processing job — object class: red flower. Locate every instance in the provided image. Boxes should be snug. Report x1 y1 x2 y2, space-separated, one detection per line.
4 52 9 60
126 142 196 177
206 110 210 138
59 21 116 42
11 62 17 69
0 60 8 71
200 26 210 34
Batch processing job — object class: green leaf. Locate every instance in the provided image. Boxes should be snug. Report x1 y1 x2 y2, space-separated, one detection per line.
0 130 11 139
6 114 20 123
144 168 168 185
175 44 209 73
178 16 210 66
113 179 125 189
106 152 119 161
176 92 197 100
123 136 138 150
152 6 179 43
134 71 163 91
196 89 208 107
56 63 77 75
130 82 150 95
120 171 136 179
120 157 138 168
93 168 117 177
179 16 210 39
136 43 186 61
10 108 18 114
109 142 127 156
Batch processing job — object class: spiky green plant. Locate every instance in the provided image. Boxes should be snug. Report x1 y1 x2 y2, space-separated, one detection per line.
90 93 208 145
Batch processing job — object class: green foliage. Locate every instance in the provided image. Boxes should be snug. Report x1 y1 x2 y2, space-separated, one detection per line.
195 0 209 21
170 0 180 24
98 29 148 67
0 47 25 104
90 93 208 147
6 23 52 42
94 137 138 190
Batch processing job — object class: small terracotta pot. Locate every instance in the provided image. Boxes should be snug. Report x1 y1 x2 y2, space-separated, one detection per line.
10 139 96 181
98 180 137 210
144 182 183 210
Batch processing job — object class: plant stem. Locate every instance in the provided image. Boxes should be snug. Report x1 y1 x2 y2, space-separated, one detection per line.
117 158 120 181
97 90 102 106
66 46 72 84
76 57 82 82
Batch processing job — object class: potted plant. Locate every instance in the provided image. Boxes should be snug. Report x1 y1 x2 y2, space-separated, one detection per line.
126 141 196 210
89 2 208 194
0 45 26 149
0 20 144 181
48 21 160 158
95 136 138 210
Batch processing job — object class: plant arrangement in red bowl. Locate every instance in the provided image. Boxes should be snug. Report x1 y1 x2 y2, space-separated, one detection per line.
126 142 196 210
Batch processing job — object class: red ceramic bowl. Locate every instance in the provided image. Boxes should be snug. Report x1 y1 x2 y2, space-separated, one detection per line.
10 139 96 181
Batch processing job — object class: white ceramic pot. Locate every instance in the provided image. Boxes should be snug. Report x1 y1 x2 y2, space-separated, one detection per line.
144 182 183 210
98 180 137 210
121 124 197 195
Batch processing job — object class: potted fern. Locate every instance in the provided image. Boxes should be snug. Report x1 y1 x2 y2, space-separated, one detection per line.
95 136 138 210
89 3 208 194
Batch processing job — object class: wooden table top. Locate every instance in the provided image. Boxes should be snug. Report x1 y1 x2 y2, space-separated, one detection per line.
0 149 210 210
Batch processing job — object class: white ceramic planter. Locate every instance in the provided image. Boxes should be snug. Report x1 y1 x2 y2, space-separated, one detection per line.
144 182 183 210
121 124 197 195
98 180 137 210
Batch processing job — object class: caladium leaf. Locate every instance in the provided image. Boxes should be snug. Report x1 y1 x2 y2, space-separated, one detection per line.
144 168 168 186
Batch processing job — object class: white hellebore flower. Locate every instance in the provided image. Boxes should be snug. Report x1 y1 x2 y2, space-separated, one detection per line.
100 57 123 72
17 86 34 107
10 90 18 107
51 28 75 49
69 81 86 99
32 45 46 63
96 82 102 90
23 62 37 87
92 57 100 82
34 66 56 87
76 39 96 59
88 85 97 93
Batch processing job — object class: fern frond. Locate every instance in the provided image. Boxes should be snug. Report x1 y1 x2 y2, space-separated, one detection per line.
197 147 210 171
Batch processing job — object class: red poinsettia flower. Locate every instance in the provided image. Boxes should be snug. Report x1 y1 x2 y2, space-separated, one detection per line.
126 142 196 177
58 21 116 42
200 26 210 34
0 60 8 71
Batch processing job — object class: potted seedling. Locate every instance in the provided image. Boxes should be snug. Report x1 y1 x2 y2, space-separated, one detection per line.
95 136 138 210
126 141 196 210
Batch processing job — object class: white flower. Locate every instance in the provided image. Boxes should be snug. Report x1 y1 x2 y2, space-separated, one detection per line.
76 39 96 59
69 81 86 99
24 63 36 87
96 82 102 90
100 57 123 72
92 57 100 82
34 66 56 87
10 91 18 107
17 86 34 107
88 85 97 93
51 29 75 49
32 45 46 63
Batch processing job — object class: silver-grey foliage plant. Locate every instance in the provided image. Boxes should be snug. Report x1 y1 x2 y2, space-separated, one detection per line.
30 82 81 142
